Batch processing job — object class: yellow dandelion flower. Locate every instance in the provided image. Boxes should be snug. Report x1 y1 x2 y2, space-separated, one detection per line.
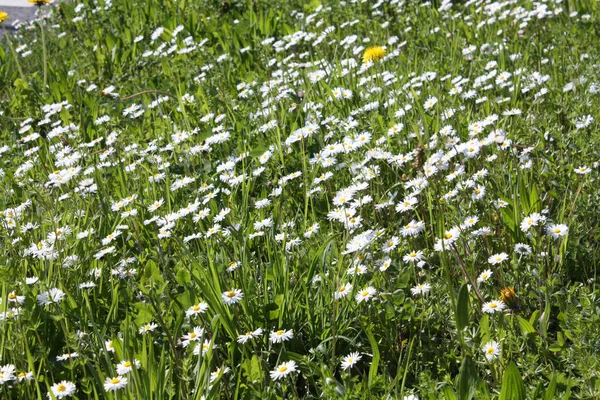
0 12 8 23
500 287 515 305
28 0 50 5
362 46 386 63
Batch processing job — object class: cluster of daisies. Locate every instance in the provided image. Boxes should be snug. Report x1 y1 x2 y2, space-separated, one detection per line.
0 0 598 397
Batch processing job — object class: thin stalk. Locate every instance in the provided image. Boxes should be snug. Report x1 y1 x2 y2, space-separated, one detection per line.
39 16 48 90
2 25 26 81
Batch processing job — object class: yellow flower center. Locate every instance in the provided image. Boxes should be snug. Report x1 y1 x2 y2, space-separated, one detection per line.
123 361 131 367
226 291 235 297
57 384 67 392
276 330 285 335
111 378 121 384
279 366 288 373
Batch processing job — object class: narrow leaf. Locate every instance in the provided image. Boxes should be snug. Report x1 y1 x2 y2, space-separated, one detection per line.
499 361 526 400
456 356 478 400
365 325 380 389
516 316 536 335
456 284 470 333
544 374 557 400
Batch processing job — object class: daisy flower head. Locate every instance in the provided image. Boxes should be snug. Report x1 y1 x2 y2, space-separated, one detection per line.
520 212 546 233
574 166 591 175
0 364 16 384
355 286 377 303
514 243 532 255
270 360 297 380
116 360 140 375
403 250 424 263
477 269 493 283
221 289 243 305
270 329 294 343
147 199 164 212
381 236 399 253
341 352 362 370
186 302 209 317
138 322 158 334
50 380 76 398
237 328 263 344
482 341 501 361
410 283 431 296
335 283 353 300
546 224 568 239
423 96 438 111
362 46 386 63
488 253 509 265
210 366 230 383
104 376 128 392
193 340 214 356
37 288 65 305
18 371 34 382
482 300 506 314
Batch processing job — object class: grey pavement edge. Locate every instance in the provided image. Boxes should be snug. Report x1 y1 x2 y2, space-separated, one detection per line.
0 5 39 38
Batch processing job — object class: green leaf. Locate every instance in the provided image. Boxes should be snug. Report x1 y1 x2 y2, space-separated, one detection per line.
14 78 28 90
529 310 540 326
540 293 551 338
529 184 540 213
516 316 536 335
133 302 155 326
544 375 557 400
242 355 263 383
499 361 526 400
548 344 563 352
365 325 380 389
175 268 191 286
456 284 470 333
456 356 478 400
442 386 457 400
480 314 490 341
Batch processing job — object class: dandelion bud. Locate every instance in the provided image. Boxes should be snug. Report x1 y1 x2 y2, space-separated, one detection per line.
500 287 516 306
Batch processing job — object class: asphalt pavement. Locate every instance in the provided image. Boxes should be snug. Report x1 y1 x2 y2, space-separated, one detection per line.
0 2 38 37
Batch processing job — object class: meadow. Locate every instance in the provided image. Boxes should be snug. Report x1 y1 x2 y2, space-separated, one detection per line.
0 0 599 398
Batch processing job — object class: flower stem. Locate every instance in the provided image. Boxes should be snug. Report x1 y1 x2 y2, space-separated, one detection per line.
39 17 47 90
2 25 26 81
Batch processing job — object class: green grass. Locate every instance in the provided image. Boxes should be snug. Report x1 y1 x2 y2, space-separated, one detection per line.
0 0 600 398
